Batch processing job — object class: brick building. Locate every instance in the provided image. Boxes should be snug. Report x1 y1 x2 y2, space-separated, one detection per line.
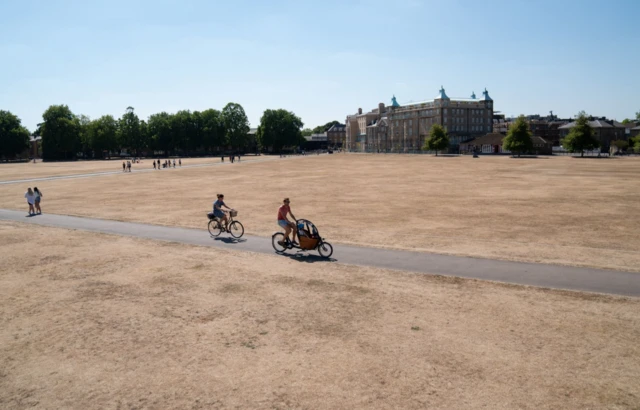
558 119 626 152
326 124 346 148
346 87 494 152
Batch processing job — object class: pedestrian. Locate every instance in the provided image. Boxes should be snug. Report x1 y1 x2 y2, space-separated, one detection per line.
173 159 176 168
153 161 156 170
24 188 36 216
179 158 182 167
34 187 43 214
237 154 241 162
221 155 224 163
127 161 132 172
122 161 126 172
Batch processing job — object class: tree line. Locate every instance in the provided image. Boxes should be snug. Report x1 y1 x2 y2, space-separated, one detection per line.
36 103 253 161
421 111 640 157
0 104 325 161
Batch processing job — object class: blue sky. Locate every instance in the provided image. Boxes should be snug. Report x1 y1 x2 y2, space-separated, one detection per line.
1 0 639 132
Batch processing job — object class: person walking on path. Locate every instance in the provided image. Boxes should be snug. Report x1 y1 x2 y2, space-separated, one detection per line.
25 188 36 216
221 155 224 163
179 158 182 167
33 187 43 214
127 161 132 172
122 161 126 172
153 161 156 170
173 159 176 168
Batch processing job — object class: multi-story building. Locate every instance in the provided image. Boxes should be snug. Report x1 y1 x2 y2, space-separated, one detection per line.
558 119 626 152
346 87 494 152
326 124 346 148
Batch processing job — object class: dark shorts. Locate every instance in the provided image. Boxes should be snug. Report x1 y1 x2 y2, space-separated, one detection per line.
213 210 225 218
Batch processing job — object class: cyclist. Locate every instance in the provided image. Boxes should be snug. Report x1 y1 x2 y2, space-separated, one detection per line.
277 197 298 245
213 194 233 231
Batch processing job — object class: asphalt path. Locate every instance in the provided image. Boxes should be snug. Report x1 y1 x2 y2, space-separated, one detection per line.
0 155 289 185
2 209 639 297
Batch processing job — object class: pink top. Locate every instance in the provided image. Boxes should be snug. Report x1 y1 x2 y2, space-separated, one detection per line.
277 204 290 221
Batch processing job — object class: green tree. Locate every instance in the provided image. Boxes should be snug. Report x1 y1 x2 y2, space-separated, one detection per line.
222 103 250 151
77 114 92 158
611 140 629 152
41 105 80 161
622 118 633 124
148 112 173 154
631 136 640 153
88 115 118 158
561 112 600 157
502 115 533 157
636 110 640 121
301 128 313 137
0 110 30 160
118 107 143 156
200 109 226 153
422 124 449 156
256 109 304 152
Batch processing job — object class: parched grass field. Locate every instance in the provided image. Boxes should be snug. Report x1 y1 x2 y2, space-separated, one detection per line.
1 154 639 271
1 221 639 409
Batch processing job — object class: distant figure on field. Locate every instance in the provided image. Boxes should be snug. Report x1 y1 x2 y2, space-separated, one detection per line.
127 161 132 172
221 156 224 163
179 158 182 167
34 187 43 214
122 162 126 172
173 159 176 168
25 188 36 215
153 161 156 170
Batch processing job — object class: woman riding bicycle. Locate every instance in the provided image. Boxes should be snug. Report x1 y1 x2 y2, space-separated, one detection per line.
213 194 233 231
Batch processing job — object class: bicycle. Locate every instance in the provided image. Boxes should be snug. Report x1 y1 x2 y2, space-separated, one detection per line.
207 209 244 239
271 219 333 258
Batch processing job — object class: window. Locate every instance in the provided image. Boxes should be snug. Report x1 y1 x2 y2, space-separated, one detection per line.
444 109 448 115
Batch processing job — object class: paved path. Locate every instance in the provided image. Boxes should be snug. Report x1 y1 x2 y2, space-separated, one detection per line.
2 209 639 297
0 155 289 185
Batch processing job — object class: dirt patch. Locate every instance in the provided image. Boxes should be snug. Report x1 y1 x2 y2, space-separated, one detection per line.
1 155 639 271
1 221 639 409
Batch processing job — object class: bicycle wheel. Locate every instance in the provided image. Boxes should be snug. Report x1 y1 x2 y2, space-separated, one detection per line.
208 219 223 237
229 221 244 238
272 233 287 253
318 241 333 258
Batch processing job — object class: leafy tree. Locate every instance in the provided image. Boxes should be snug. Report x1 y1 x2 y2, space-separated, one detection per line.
201 109 226 152
422 124 449 156
222 103 250 151
0 110 30 159
88 115 118 158
256 109 304 152
170 110 198 154
77 114 92 158
632 136 640 154
561 111 599 157
622 118 633 124
301 128 313 137
118 107 144 156
148 112 173 154
41 105 80 160
636 110 640 121
311 120 341 135
611 140 629 151
502 115 533 157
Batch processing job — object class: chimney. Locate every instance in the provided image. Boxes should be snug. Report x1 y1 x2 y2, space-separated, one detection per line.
378 103 385 113
358 108 362 115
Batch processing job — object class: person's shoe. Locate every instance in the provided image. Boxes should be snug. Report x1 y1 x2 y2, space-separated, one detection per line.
291 240 299 246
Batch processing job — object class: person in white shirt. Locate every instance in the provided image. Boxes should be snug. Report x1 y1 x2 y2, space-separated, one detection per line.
24 188 36 215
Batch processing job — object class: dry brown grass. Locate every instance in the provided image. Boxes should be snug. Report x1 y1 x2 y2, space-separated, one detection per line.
0 156 237 181
0 154 639 271
1 222 640 409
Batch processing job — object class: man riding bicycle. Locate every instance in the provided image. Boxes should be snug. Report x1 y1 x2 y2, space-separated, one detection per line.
213 194 233 231
277 197 298 245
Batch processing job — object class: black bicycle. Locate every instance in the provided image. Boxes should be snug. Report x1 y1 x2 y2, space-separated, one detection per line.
207 210 244 239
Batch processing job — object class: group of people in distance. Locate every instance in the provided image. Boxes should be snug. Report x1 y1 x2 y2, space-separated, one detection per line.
122 160 132 172
221 154 240 163
24 187 43 216
212 195 298 244
153 159 181 169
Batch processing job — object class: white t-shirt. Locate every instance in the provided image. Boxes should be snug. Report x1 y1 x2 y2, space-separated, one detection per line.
25 192 35 205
